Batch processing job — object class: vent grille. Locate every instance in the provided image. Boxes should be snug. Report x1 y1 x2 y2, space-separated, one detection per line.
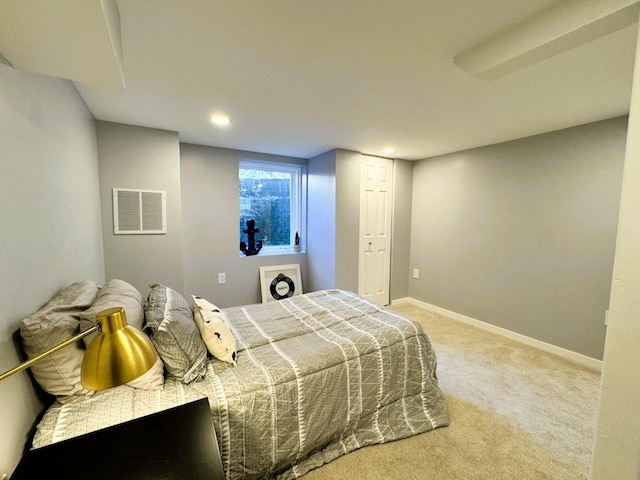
113 188 166 235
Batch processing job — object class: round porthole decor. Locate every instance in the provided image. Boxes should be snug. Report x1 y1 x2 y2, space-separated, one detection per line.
270 273 295 300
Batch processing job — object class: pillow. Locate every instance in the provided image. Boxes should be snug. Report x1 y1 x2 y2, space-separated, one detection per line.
79 279 145 348
126 355 165 390
143 284 207 384
192 296 237 365
20 280 99 402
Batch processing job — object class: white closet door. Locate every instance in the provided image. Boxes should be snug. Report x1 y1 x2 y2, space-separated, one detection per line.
358 155 393 305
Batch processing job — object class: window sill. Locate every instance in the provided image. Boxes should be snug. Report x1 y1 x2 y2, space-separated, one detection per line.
239 247 305 258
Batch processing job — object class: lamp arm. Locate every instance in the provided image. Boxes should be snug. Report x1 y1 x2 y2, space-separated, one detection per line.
0 325 99 382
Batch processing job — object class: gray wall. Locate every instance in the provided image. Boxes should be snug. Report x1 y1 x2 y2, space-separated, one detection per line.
180 143 308 307
591 16 640 475
0 64 105 475
307 148 361 294
307 150 337 292
410 117 627 360
334 150 362 293
96 121 184 297
390 159 413 300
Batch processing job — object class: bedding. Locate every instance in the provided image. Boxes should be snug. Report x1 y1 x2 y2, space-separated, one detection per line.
20 280 99 402
192 295 238 365
79 278 145 348
20 279 166 398
143 284 208 383
31 289 449 479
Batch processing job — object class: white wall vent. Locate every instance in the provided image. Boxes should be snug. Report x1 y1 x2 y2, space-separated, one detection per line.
113 188 166 235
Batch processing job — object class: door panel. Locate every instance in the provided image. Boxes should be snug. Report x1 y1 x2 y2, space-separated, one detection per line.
362 249 374 297
363 190 375 239
377 190 389 237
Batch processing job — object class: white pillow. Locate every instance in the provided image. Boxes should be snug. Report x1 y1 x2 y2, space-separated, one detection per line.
126 355 165 390
191 296 237 365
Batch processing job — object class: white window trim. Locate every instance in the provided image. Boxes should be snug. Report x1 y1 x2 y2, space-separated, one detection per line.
239 159 306 256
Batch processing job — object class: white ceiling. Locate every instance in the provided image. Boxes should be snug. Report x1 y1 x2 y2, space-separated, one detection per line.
3 0 638 160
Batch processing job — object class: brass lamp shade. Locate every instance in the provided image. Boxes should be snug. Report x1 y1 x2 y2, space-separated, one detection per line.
81 307 157 391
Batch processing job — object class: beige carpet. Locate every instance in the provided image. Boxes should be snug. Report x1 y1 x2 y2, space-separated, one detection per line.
303 303 601 480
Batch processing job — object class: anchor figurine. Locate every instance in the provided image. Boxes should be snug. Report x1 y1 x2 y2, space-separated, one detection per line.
240 219 263 256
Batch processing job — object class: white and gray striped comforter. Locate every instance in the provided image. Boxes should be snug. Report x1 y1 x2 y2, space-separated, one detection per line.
32 290 449 479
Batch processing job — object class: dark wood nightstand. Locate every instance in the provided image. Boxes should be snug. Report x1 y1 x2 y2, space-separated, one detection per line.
11 397 225 479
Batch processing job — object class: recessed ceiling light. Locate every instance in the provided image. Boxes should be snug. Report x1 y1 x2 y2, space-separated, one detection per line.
210 114 231 126
382 147 395 154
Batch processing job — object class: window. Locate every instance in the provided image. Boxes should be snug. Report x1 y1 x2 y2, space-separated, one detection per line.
239 160 306 255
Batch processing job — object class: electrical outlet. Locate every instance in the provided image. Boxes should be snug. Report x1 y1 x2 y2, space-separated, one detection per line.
412 269 420 279
218 273 226 284
604 309 609 326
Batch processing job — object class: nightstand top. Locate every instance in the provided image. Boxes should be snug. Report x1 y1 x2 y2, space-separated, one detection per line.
12 397 225 480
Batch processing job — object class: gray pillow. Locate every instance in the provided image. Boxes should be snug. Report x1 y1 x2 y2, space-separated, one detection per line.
143 284 207 384
80 279 165 390
20 280 99 402
79 279 145 348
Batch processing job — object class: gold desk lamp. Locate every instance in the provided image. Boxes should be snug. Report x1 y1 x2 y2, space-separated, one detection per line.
0 307 157 390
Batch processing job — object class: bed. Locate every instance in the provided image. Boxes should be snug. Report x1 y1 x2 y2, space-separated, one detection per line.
26 285 449 479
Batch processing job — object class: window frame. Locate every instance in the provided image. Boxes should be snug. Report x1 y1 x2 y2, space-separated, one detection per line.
239 159 306 256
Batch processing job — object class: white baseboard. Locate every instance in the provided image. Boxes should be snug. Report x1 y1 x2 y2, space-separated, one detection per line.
392 297 602 372
390 297 412 306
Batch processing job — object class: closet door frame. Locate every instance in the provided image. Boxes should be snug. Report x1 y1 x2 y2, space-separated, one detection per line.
358 155 393 306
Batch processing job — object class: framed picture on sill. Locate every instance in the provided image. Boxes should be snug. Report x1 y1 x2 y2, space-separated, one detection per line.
259 264 303 303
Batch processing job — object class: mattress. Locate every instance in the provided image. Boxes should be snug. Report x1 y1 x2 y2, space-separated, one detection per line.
32 289 449 479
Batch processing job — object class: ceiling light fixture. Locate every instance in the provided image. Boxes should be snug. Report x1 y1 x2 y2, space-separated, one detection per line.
454 0 640 80
210 114 231 126
382 148 395 154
